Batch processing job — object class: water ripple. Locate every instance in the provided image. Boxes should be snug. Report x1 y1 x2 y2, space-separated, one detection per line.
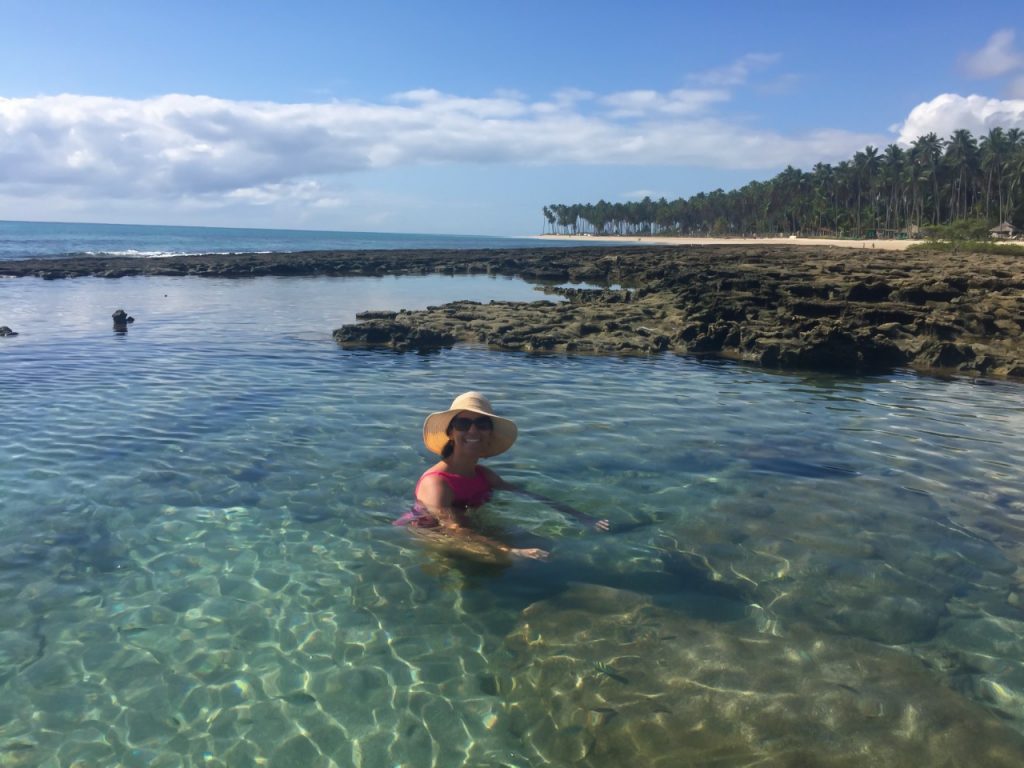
1 276 1024 764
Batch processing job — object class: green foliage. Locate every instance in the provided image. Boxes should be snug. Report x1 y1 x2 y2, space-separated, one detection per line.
908 239 1024 255
543 126 1024 239
921 218 993 241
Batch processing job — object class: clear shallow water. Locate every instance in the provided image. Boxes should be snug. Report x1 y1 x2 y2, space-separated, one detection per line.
2 275 1024 766
0 220 588 260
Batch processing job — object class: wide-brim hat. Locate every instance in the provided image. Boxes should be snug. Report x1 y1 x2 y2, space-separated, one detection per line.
423 391 518 458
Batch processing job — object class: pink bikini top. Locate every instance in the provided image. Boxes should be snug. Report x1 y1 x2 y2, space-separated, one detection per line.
415 466 493 507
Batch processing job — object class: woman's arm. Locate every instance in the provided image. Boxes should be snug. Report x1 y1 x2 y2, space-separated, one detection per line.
482 468 610 532
416 474 549 559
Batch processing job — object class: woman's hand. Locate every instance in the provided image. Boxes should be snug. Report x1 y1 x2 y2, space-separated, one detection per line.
577 513 610 532
510 547 550 560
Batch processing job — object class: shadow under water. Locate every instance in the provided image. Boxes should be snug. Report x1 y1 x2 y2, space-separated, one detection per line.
424 540 754 632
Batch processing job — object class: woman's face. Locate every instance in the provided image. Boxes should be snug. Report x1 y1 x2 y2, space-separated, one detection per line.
448 411 493 456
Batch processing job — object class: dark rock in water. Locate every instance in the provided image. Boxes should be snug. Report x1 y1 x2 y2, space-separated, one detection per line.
112 309 135 334
780 326 863 372
858 333 909 370
919 340 975 369
766 326 907 374
319 246 1024 379
334 318 457 351
0 326 17 337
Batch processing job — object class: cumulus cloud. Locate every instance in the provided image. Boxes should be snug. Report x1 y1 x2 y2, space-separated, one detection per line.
0 88 885 216
961 29 1024 78
894 93 1024 144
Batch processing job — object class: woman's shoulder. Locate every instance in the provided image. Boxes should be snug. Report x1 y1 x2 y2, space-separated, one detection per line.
415 463 453 504
420 460 450 477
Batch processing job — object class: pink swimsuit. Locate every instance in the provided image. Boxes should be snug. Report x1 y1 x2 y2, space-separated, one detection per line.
394 467 493 527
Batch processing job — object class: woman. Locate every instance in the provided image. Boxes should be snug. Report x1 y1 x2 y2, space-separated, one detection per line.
396 391 609 561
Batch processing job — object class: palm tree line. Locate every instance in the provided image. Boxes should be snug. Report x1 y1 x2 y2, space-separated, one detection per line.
542 127 1024 238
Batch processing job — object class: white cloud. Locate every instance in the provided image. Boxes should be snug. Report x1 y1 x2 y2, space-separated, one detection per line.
0 88 886 222
223 180 331 206
599 88 730 118
894 93 1024 144
622 189 660 201
689 53 781 87
962 29 1024 78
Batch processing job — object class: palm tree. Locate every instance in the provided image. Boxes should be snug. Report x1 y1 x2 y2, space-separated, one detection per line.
880 144 906 233
769 165 806 233
944 129 979 222
853 145 880 234
1005 133 1024 225
832 161 856 235
912 132 946 225
542 206 556 234
543 124 1022 240
979 127 1007 224
811 162 834 233
1002 128 1024 223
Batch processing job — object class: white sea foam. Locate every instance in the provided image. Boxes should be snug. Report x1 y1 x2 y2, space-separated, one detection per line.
83 249 275 259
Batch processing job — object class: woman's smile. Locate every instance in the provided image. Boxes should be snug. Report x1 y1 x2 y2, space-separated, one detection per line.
456 428 489 450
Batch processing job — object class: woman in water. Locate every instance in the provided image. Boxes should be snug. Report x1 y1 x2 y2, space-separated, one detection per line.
396 391 609 561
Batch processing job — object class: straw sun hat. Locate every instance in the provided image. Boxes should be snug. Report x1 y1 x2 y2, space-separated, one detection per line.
422 391 518 458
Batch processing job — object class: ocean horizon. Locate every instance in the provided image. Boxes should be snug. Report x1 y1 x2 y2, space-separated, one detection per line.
0 219 593 261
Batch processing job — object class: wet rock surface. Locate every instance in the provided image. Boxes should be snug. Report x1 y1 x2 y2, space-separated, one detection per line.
333 246 1024 379
499 584 1024 767
0 247 594 281
3 245 1022 377
111 309 135 332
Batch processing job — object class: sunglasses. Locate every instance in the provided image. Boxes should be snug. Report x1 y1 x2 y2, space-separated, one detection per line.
450 416 494 432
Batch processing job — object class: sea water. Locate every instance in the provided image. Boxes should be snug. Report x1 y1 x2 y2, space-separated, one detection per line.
2 272 1024 766
0 220 588 260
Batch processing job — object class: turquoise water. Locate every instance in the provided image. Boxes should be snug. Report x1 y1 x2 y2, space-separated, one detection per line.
0 220 587 260
2 274 1024 766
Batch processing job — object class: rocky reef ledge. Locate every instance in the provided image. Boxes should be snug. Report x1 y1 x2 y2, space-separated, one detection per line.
334 245 1024 379
3 245 1021 378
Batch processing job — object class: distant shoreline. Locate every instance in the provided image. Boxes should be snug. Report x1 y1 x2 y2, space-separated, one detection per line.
530 233 917 251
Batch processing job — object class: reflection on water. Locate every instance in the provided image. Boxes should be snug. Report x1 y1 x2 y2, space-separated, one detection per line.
1 275 1024 765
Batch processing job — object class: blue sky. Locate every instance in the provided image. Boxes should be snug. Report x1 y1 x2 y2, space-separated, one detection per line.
1 0 1023 235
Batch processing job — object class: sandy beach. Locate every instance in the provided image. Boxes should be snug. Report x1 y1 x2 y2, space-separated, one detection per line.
533 233 918 251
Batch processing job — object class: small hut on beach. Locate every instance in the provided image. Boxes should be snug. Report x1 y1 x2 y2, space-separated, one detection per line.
990 221 1019 239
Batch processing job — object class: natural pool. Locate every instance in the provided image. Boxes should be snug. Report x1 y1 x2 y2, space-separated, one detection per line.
2 274 1024 766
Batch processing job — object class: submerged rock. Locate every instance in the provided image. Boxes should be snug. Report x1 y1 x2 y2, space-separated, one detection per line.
498 584 1024 767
